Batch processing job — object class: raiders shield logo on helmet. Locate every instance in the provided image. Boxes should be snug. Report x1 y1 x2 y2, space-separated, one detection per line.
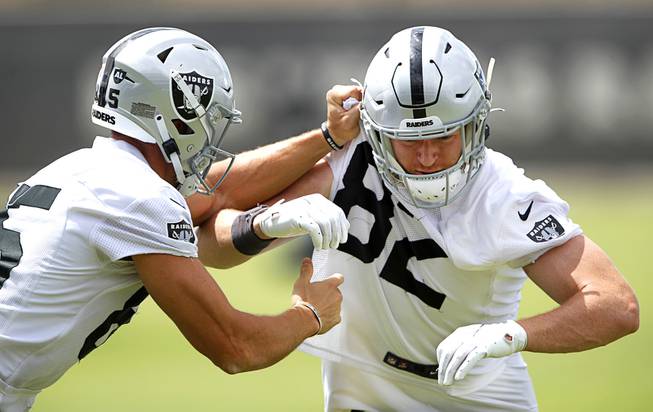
171 71 214 121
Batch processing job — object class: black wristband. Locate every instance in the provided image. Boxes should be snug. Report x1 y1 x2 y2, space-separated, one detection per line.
231 205 275 256
320 122 343 151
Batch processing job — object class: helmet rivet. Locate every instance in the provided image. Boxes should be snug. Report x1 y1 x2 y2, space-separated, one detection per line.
187 144 194 152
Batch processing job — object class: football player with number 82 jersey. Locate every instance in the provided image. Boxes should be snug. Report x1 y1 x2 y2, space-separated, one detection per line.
246 26 638 411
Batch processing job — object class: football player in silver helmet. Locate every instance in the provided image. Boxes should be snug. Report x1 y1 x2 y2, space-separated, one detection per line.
235 26 638 411
361 26 491 208
91 27 242 196
0 27 365 411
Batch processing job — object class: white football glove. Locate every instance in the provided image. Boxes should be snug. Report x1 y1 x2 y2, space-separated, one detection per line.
436 320 527 386
256 194 349 250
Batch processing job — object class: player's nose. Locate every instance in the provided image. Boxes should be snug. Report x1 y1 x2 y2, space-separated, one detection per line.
416 140 440 168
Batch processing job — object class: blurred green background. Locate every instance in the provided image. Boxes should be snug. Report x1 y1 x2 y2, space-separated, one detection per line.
1 174 647 411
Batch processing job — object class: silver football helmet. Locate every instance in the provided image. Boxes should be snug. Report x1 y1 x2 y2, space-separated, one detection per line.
361 26 494 208
91 27 241 196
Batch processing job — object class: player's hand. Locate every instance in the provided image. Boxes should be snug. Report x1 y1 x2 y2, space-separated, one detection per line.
292 258 344 335
436 320 527 386
325 84 363 146
255 194 349 250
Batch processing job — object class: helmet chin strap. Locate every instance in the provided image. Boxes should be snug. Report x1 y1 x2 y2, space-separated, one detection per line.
152 71 213 197
154 112 197 196
169 70 219 196
152 71 235 197
171 70 214 141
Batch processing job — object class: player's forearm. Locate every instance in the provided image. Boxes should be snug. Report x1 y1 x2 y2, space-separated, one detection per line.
519 283 639 353
197 209 246 268
210 129 330 211
197 208 288 269
222 305 318 374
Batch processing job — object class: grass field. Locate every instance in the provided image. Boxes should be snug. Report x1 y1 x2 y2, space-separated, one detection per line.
2 171 651 411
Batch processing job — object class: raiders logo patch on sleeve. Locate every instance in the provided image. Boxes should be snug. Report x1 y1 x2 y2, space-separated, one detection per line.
167 220 196 243
527 215 565 243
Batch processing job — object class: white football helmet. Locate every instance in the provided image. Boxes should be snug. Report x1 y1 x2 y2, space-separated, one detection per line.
361 26 493 208
91 27 241 196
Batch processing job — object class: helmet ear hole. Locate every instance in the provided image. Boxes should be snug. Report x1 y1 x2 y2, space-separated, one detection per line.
172 119 195 135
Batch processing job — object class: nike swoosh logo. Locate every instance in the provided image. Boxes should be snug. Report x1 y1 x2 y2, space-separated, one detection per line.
169 197 186 209
518 201 534 221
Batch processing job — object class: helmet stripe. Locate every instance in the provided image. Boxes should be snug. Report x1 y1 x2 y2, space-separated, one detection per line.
409 27 427 119
96 27 174 107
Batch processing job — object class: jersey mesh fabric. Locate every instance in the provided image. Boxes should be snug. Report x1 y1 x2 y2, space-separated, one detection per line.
90 193 197 262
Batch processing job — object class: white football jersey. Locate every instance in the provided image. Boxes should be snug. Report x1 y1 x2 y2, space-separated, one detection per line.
0 137 197 394
302 135 582 398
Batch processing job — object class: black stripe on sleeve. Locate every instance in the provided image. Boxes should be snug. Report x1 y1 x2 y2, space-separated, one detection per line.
7 184 61 210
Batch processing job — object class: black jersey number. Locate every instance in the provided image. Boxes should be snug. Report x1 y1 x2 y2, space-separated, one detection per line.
333 144 447 310
1 184 61 288
78 287 148 360
0 184 148 360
